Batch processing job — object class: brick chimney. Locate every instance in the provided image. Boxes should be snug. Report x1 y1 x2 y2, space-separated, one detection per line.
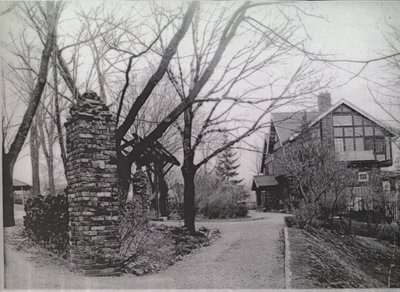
318 92 331 113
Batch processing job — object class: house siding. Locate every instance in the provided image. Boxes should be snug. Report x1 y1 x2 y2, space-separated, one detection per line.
256 101 396 214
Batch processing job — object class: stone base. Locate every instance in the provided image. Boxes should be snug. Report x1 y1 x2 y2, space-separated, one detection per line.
80 267 121 277
69 263 121 277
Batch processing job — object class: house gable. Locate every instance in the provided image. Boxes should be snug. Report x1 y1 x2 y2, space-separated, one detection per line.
288 99 394 166
306 99 395 138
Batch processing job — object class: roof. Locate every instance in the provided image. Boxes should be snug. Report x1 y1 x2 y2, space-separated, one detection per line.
13 178 31 187
272 99 396 144
271 111 319 144
121 133 180 166
251 175 278 190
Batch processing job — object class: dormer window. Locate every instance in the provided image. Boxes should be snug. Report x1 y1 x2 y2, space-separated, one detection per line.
333 115 352 126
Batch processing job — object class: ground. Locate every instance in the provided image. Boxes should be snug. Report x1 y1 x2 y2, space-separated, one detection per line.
4 205 286 289
287 226 400 288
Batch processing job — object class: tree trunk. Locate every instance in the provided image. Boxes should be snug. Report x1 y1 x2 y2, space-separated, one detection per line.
182 162 196 235
159 173 169 217
2 3 60 226
47 141 56 195
3 153 15 227
181 107 196 235
30 118 41 196
38 117 56 195
52 50 67 177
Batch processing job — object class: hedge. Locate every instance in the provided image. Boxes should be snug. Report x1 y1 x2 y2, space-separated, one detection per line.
24 194 69 253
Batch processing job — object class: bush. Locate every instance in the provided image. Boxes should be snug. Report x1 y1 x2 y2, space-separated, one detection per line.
24 194 69 253
293 202 315 228
168 200 184 220
376 222 400 244
285 216 296 227
198 182 248 219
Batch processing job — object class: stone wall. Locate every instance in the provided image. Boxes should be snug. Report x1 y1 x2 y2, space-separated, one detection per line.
65 92 121 276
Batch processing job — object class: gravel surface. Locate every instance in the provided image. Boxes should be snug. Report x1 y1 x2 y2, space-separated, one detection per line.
5 210 286 289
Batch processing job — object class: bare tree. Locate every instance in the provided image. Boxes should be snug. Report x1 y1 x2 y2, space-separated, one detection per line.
29 117 41 196
162 3 328 233
369 24 400 137
45 2 329 234
275 124 357 228
2 2 62 227
36 87 58 195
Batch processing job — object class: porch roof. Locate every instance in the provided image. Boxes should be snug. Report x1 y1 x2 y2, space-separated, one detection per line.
251 175 278 191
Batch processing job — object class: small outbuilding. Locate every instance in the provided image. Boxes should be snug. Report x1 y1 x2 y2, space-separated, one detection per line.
251 175 279 210
13 178 32 204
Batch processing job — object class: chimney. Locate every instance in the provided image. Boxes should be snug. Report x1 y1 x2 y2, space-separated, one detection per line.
318 92 331 113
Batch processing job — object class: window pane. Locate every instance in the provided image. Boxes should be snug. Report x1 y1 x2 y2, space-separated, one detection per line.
376 154 386 161
354 115 363 126
334 138 344 153
344 127 354 137
358 172 369 182
364 127 373 136
374 127 383 136
375 139 385 153
354 127 363 136
365 138 373 150
333 115 352 126
345 138 354 151
334 127 343 137
386 137 391 159
355 138 364 151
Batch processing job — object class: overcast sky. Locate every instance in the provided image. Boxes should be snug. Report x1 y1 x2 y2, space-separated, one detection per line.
1 1 399 193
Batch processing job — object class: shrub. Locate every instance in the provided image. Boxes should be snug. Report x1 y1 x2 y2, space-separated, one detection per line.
168 200 184 220
285 216 296 227
376 222 400 244
24 194 69 253
198 182 248 219
293 202 315 228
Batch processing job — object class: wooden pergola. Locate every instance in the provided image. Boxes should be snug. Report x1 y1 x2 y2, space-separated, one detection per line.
120 133 180 218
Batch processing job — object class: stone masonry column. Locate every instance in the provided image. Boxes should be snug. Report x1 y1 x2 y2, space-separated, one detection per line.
65 91 120 276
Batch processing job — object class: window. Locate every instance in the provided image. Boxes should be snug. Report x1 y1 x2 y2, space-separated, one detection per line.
354 115 363 126
355 138 364 151
345 138 354 151
365 138 374 151
382 181 391 192
354 127 363 136
374 139 385 153
351 186 372 210
344 127 354 137
334 138 344 153
386 137 391 159
334 127 343 137
333 115 352 126
358 172 369 182
364 127 374 136
376 154 386 161
374 127 383 136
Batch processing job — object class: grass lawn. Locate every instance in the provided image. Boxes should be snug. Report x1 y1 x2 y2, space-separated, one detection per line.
287 227 400 288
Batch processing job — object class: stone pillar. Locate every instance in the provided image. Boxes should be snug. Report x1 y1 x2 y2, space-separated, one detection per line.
65 91 120 276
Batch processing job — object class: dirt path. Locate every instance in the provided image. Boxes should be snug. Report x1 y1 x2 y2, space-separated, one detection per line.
4 212 286 289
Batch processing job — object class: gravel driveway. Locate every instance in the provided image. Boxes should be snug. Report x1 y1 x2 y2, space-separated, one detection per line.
5 211 286 289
